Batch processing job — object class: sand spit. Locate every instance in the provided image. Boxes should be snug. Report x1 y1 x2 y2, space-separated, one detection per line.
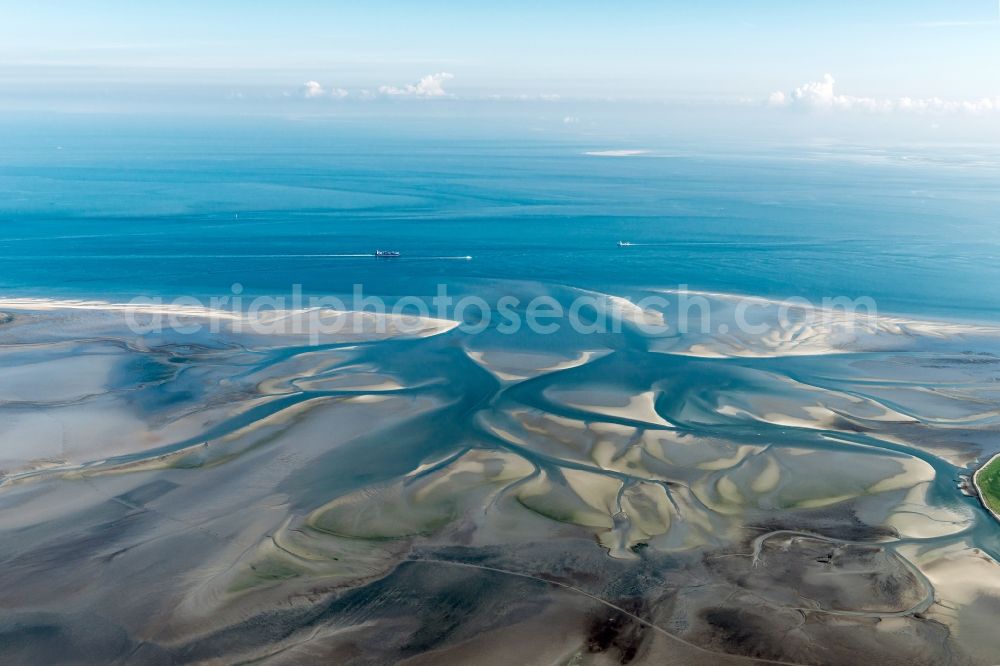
645 288 1000 358
0 296 460 343
584 149 650 157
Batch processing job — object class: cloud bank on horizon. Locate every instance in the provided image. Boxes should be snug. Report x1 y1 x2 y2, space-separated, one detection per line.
378 72 454 97
293 70 1000 120
301 80 349 99
768 74 1000 114
298 72 455 100
4 0 1000 129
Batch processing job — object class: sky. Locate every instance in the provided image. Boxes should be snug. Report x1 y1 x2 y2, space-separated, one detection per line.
1 1 999 134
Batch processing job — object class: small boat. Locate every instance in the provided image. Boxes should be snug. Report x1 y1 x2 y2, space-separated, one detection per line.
375 250 401 257
617 241 632 247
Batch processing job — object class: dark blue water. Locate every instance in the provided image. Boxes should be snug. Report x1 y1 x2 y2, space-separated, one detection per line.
2 115 999 322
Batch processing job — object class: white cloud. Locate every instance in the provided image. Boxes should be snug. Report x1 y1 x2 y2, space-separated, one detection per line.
302 80 324 98
768 74 1000 114
791 73 837 107
378 72 454 97
301 81 348 99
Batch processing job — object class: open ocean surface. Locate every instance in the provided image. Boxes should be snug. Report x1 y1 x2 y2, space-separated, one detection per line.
2 116 999 321
2 116 1000 664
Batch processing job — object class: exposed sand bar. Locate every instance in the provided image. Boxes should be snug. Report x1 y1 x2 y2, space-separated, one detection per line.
0 297 460 336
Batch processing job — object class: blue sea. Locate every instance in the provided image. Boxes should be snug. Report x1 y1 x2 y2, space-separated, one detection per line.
2 115 999 321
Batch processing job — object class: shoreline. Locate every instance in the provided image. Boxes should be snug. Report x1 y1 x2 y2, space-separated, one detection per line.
973 452 1000 523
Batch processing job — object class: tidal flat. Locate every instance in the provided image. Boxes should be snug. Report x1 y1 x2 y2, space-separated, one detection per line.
2 288 1000 665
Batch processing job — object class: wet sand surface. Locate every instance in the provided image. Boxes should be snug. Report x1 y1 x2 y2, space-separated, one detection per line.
2 287 1000 665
